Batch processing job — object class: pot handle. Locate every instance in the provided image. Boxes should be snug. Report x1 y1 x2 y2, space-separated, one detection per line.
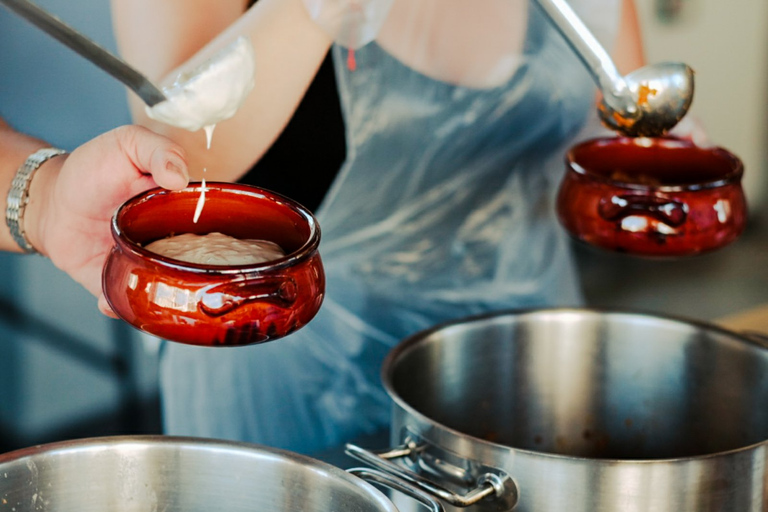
348 467 444 512
345 443 516 509
199 276 297 317
598 194 688 227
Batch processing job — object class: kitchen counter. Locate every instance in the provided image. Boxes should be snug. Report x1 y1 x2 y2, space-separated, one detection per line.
716 303 768 335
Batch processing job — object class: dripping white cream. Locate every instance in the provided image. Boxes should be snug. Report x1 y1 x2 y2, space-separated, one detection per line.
193 176 207 224
144 36 258 240
193 125 215 223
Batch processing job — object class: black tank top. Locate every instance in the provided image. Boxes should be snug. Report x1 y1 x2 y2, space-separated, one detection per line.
237 50 346 213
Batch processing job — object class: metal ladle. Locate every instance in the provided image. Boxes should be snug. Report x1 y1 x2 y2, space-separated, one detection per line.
533 0 695 137
0 0 166 107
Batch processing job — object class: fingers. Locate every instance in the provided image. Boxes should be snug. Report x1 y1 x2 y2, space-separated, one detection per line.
150 145 190 190
115 125 191 189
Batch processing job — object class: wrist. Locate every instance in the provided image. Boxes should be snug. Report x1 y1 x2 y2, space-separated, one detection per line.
6 148 67 256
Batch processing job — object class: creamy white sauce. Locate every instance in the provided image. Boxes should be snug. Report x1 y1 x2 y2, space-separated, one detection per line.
146 37 256 132
193 177 207 223
204 124 215 149
145 232 285 266
193 126 215 223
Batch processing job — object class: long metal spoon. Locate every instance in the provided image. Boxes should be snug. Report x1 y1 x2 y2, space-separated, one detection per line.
533 0 695 137
0 0 167 107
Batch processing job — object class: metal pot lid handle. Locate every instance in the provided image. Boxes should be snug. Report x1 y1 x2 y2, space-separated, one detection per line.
348 467 444 512
345 443 517 509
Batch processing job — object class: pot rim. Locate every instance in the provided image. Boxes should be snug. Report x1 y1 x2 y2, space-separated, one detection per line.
110 183 321 275
566 137 744 193
381 307 768 464
0 435 399 512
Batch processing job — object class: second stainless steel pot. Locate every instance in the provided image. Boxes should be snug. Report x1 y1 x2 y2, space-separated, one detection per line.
0 436 441 512
350 309 768 511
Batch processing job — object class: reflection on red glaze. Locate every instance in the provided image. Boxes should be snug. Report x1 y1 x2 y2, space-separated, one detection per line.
103 183 325 346
557 137 747 257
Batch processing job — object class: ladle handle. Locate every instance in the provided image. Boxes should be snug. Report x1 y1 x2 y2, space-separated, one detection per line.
532 0 636 114
0 0 167 107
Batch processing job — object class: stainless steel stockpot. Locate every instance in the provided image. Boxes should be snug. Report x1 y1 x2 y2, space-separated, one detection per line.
0 436 440 512
349 309 768 512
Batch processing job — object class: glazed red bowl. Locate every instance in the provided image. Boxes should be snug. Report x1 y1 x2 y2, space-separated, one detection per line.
556 137 747 257
102 183 325 347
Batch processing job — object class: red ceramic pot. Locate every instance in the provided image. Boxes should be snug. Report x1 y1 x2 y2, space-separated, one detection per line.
556 137 747 257
102 183 325 347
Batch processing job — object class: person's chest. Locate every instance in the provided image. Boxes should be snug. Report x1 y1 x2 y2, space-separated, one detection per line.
375 0 530 89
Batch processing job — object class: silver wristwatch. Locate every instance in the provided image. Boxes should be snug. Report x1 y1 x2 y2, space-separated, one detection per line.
6 147 67 254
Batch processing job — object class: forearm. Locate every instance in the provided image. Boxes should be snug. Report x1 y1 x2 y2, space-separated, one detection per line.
111 0 333 182
612 0 645 75
0 118 62 254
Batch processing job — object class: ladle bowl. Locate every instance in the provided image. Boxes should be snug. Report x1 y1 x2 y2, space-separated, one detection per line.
599 63 695 137
533 0 695 138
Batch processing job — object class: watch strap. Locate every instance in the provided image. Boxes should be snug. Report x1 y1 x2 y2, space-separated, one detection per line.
6 147 67 254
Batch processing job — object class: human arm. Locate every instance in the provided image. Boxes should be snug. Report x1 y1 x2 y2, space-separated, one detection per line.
0 119 189 315
611 0 645 75
111 0 333 182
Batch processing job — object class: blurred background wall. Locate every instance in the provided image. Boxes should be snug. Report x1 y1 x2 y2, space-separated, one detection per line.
636 0 768 209
0 0 766 453
0 0 161 452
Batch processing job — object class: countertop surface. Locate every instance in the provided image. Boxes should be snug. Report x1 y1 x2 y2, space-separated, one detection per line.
577 207 768 329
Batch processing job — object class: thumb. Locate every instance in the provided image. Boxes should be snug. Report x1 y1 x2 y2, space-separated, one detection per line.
115 125 190 189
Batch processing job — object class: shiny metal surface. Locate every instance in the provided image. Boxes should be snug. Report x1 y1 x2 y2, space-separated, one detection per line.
346 443 517 511
533 0 694 137
598 63 695 137
349 468 445 512
382 309 768 511
0 436 401 512
0 0 166 106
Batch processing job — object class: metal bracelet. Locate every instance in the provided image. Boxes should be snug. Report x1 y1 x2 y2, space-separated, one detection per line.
6 147 67 254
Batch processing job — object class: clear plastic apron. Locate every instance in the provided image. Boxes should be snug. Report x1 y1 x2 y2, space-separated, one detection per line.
160 0 620 456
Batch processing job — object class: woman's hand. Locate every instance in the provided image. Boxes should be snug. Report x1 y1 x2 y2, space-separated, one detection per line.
25 125 190 316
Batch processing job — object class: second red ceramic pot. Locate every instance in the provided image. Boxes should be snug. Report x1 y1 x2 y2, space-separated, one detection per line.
556 137 747 257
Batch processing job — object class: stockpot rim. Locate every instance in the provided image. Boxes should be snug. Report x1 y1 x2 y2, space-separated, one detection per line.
0 435 398 512
380 306 768 464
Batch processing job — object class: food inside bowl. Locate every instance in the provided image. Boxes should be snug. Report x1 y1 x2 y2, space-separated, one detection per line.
144 232 286 266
